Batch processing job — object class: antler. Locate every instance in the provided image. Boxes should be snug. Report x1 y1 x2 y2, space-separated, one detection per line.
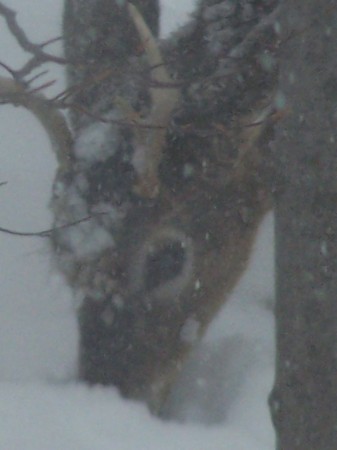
0 2 73 170
0 76 73 169
127 2 181 198
0 0 280 416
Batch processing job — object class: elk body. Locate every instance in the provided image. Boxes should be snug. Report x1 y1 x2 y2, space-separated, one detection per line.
0 0 278 414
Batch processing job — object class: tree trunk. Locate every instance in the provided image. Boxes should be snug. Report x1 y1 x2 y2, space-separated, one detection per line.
270 1 337 449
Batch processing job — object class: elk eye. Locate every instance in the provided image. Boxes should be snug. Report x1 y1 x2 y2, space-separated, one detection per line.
144 241 186 291
129 229 194 299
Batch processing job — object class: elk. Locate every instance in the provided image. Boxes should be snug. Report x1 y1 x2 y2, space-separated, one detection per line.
0 0 279 415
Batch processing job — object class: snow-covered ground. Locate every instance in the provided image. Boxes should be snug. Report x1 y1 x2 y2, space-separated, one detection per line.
0 1 276 448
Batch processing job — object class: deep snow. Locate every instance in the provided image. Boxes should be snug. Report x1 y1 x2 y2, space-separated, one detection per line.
0 1 275 448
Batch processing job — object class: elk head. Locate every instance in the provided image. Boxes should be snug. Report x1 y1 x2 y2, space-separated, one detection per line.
0 0 279 414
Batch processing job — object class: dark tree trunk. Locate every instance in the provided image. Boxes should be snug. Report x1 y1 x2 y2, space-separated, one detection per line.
270 1 337 449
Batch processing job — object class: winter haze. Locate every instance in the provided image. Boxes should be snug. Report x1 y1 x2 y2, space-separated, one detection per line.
0 1 275 448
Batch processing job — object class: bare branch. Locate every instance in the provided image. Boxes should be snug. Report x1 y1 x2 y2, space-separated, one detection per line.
16 55 48 79
0 61 16 77
25 70 49 86
0 2 66 65
61 96 274 142
0 213 107 238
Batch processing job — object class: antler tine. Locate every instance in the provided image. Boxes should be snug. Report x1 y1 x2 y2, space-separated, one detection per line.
128 2 181 198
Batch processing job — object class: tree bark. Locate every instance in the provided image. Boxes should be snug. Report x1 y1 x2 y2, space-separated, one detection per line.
270 1 337 449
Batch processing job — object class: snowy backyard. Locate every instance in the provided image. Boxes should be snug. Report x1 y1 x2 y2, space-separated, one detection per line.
0 1 275 448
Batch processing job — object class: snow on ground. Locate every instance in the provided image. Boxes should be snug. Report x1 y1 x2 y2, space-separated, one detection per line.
0 1 275 449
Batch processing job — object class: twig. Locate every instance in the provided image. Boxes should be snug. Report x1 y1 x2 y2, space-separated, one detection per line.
26 70 49 86
0 213 107 238
0 2 66 65
0 61 16 77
